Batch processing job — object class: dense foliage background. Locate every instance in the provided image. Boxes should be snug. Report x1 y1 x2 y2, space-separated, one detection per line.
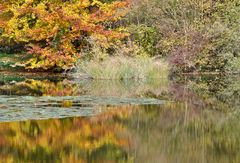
126 0 240 73
0 0 240 73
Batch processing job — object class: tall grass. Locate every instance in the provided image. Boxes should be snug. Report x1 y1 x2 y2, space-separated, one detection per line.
77 56 169 80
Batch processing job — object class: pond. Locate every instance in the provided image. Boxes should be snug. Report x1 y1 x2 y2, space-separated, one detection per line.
0 72 239 162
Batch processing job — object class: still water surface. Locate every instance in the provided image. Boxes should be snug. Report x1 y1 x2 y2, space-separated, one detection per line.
0 72 239 162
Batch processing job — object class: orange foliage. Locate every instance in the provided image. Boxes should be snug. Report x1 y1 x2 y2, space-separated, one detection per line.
0 106 135 162
0 0 130 70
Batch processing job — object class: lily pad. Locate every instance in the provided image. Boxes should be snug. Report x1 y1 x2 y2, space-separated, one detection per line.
0 95 165 122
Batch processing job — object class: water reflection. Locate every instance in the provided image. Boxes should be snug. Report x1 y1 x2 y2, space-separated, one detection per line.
0 106 134 162
0 104 239 162
0 74 169 97
0 79 79 96
128 104 240 163
0 73 166 122
0 72 239 162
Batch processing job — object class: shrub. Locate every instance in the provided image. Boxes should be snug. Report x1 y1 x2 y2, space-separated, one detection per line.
126 0 240 73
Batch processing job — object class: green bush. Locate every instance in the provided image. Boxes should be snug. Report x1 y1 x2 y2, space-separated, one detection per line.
125 0 240 73
127 24 160 56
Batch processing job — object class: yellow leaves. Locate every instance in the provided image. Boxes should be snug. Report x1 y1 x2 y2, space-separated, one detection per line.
79 0 91 8
25 0 33 4
34 3 47 16
0 0 129 70
0 20 5 28
91 0 103 7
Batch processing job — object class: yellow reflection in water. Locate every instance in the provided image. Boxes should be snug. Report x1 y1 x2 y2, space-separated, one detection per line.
0 106 135 162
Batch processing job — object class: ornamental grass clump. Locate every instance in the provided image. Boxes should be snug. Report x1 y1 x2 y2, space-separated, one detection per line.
77 56 169 80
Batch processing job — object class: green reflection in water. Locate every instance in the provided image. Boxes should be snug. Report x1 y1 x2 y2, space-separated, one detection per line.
126 104 240 163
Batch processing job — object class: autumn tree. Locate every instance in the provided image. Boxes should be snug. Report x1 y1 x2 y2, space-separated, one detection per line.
0 0 129 70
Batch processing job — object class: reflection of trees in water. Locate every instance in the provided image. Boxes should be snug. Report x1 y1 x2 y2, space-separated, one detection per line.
123 104 240 163
0 78 170 97
0 74 239 103
77 79 169 98
0 75 239 162
168 75 240 110
0 79 80 96
116 76 240 162
0 106 135 162
0 98 228 163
